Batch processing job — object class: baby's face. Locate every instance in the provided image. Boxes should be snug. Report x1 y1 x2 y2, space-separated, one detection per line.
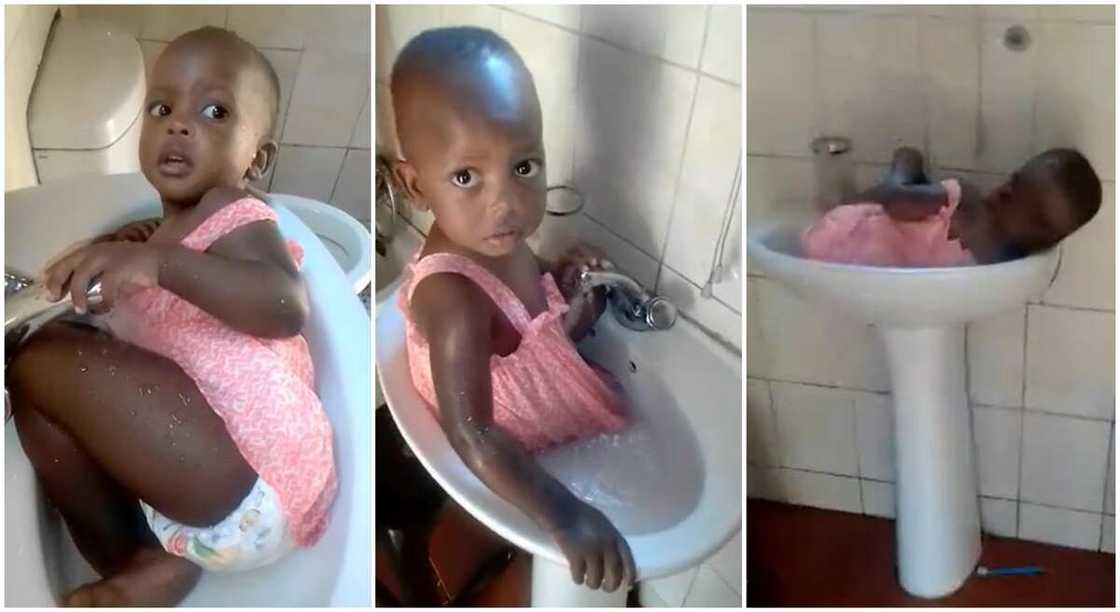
984 162 1078 253
396 65 547 258
139 40 271 205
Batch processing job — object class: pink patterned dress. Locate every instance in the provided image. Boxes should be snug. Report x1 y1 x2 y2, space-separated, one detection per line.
109 197 337 546
401 252 627 453
801 178 975 267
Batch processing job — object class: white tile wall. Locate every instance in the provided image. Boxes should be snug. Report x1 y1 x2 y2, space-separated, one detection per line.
747 6 1115 554
377 5 743 362
51 5 371 230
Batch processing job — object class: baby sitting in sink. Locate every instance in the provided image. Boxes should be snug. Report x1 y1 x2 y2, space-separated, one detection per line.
801 146 1102 266
7 28 336 605
391 27 635 593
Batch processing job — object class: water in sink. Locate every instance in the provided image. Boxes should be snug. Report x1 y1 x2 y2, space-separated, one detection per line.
537 366 704 536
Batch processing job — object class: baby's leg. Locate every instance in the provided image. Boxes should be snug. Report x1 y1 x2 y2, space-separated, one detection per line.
7 320 258 605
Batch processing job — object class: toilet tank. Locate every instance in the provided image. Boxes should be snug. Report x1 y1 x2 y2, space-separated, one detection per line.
28 20 146 183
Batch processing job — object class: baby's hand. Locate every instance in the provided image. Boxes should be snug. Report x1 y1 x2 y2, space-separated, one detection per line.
549 499 636 592
555 243 611 300
42 242 165 314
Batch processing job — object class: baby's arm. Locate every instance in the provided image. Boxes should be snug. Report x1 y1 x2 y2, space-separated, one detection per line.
842 147 948 221
94 218 163 244
155 188 308 337
414 275 633 591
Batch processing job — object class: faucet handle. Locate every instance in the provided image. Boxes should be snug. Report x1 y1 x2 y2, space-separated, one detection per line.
645 297 677 330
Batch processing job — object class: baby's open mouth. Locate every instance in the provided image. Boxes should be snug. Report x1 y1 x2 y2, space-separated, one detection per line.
158 151 193 177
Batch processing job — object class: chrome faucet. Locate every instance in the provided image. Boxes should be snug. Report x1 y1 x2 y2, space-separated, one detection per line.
579 269 677 331
5 270 102 361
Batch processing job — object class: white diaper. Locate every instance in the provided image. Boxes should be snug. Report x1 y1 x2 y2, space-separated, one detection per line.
140 478 294 572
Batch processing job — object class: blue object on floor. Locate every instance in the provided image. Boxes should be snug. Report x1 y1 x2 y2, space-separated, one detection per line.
976 565 1044 577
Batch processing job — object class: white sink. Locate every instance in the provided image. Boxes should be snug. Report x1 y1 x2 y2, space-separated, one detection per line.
377 281 742 606
748 222 1059 598
5 173 370 606
281 196 371 295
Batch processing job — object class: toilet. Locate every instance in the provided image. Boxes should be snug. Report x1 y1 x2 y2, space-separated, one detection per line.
28 19 145 182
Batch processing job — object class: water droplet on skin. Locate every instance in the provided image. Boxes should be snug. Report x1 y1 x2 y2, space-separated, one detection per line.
79 366 88 373
280 298 286 305
53 458 59 463
77 350 83 357
177 456 185 463
108 365 116 376
178 392 191 406
100 348 108 356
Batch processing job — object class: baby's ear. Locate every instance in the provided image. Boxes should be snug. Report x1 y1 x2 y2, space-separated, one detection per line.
247 140 279 182
392 160 428 211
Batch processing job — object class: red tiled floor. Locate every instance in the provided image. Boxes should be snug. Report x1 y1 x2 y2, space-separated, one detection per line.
747 499 1115 606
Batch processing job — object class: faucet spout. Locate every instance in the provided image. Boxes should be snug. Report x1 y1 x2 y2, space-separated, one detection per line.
577 268 677 331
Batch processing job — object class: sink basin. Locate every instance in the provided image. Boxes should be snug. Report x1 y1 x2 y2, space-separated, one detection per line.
281 196 371 295
747 222 1060 598
748 223 1060 328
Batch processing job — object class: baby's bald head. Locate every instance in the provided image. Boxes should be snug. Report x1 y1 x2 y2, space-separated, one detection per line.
390 27 541 161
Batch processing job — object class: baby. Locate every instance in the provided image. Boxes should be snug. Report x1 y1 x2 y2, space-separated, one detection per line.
7 28 336 605
391 28 635 593
801 146 1102 266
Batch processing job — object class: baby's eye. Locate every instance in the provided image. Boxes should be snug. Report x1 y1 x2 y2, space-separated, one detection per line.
514 159 541 178
450 169 480 189
201 104 229 120
147 103 171 118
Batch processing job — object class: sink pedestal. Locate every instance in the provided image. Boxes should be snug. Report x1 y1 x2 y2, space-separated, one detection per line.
530 555 629 607
880 325 981 598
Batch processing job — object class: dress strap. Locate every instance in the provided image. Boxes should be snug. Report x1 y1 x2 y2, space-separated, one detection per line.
406 252 533 332
182 198 278 252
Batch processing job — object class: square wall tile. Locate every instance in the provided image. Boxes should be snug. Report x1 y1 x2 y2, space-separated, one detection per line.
1102 515 1114 553
72 6 146 37
981 6 1039 21
744 155 815 230
261 49 300 141
854 391 894 482
270 145 345 202
376 5 441 84
140 6 227 42
331 149 371 223
816 13 924 163
782 468 863 514
972 405 1022 499
1038 5 1115 24
658 266 742 352
574 38 696 258
1019 503 1103 551
1107 424 1115 514
748 464 787 502
581 5 707 68
1021 412 1110 512
977 20 1037 174
701 5 742 83
1034 22 1115 180
139 40 167 84
980 497 1018 538
1025 306 1114 420
922 17 980 170
862 479 896 519
375 82 396 155
683 564 740 607
300 5 371 55
967 308 1026 408
663 77 742 287
349 95 371 150
745 10 814 157
503 5 581 30
227 5 306 50
283 51 369 147
747 277 890 391
770 381 859 476
747 378 778 465
705 530 742 596
643 566 698 607
1043 182 1114 311
442 5 502 30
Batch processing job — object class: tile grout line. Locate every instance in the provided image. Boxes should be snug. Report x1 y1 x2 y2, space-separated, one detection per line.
1099 425 1114 550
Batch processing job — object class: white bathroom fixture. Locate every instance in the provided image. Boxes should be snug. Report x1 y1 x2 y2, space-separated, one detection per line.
280 196 371 294
5 173 370 606
747 223 1060 598
28 19 146 182
377 278 742 606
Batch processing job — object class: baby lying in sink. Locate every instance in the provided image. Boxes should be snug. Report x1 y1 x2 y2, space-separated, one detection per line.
801 146 1102 266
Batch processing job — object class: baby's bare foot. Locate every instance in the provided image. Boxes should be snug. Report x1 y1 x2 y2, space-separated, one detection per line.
64 546 201 607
